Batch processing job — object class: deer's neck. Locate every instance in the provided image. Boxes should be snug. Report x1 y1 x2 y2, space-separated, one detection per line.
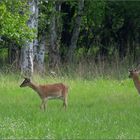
133 76 139 84
132 76 140 93
29 82 41 96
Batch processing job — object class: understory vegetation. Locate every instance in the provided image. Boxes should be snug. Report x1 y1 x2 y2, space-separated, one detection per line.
0 73 140 139
0 0 140 76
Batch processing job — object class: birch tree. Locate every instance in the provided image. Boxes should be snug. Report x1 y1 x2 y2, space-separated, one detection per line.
33 0 39 65
33 0 46 73
20 0 37 77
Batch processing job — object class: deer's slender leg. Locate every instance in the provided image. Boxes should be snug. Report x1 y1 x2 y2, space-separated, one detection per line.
63 96 68 110
40 99 45 111
43 98 48 111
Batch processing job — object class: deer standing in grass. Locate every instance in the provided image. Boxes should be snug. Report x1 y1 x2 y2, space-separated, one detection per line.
20 78 69 111
129 69 140 95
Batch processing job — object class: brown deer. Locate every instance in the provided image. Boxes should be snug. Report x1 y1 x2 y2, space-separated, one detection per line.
20 78 69 111
129 69 140 95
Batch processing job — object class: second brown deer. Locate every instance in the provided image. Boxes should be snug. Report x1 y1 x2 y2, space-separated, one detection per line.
129 69 140 95
20 78 69 111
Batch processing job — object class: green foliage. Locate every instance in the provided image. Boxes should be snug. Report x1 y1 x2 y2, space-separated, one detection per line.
0 48 8 62
38 0 50 34
76 47 86 59
0 3 6 19
77 1 140 60
0 0 34 44
83 0 105 28
87 46 100 56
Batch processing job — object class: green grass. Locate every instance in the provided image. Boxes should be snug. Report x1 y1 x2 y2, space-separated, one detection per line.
0 74 140 139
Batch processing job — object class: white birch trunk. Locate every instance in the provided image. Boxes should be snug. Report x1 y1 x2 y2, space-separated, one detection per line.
33 0 46 73
21 0 37 77
21 42 34 77
33 0 39 65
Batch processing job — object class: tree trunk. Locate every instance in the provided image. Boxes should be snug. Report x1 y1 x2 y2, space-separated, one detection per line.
8 42 20 69
67 0 84 62
20 0 37 77
48 1 62 70
33 0 39 66
32 0 45 73
34 33 46 73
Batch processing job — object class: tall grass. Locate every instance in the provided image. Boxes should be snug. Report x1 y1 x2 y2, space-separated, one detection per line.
0 73 140 139
0 50 136 80
51 54 135 80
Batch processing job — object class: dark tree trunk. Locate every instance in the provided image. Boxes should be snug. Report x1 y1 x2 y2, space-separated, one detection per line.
34 32 46 74
61 2 75 63
67 0 84 62
48 1 62 69
8 42 20 69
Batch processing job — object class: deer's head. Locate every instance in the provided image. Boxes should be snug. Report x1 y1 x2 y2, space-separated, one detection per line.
129 69 140 78
20 78 31 87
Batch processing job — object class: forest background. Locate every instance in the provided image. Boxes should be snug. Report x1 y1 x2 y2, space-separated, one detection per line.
0 0 140 78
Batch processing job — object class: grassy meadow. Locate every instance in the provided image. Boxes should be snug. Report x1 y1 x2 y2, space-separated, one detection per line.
0 73 140 139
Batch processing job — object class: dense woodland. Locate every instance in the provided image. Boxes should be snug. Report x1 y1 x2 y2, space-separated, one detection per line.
0 0 140 77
